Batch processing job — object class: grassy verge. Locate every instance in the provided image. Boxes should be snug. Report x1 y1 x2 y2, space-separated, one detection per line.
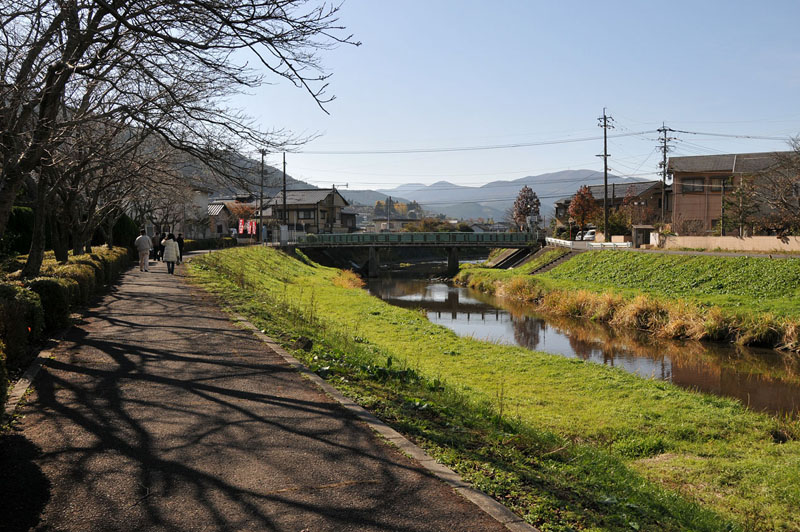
456 250 800 350
189 246 800 531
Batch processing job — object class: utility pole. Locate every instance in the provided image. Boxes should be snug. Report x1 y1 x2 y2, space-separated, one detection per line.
657 124 675 224
282 152 287 226
597 108 614 241
259 149 266 243
720 178 726 236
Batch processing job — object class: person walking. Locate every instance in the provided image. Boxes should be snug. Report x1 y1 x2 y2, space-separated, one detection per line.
158 232 167 261
134 230 153 272
176 233 185 264
151 233 160 261
162 233 180 275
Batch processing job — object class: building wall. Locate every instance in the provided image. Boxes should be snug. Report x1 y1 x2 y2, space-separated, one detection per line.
672 173 731 234
664 235 800 252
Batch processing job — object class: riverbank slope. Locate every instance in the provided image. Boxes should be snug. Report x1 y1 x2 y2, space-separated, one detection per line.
456 249 800 350
189 246 800 531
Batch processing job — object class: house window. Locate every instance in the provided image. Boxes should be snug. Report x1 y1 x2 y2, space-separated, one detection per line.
710 177 728 193
216 224 223 234
299 210 314 219
681 177 704 193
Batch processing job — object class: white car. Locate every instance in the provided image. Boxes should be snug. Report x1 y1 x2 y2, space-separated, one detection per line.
574 231 585 241
582 229 596 241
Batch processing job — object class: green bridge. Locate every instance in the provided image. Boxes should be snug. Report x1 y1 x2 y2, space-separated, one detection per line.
292 232 538 277
296 231 535 247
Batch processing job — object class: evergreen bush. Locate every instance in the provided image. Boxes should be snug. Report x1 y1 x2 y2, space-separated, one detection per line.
0 282 44 370
26 277 72 329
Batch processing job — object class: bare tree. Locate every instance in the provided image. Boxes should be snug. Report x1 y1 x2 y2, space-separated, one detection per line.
0 0 357 240
723 176 761 237
751 141 800 238
512 186 540 231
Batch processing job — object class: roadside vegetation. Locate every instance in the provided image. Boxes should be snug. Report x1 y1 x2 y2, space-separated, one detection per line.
0 247 130 416
457 249 800 350
189 246 800 532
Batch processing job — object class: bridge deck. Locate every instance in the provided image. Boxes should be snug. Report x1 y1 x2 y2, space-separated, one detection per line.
295 232 536 248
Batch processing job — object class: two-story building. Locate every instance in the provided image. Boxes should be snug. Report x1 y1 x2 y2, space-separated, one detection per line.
262 188 355 233
668 152 791 235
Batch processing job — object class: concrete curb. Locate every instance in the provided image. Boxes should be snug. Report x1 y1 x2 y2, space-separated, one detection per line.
2 352 49 424
231 313 540 532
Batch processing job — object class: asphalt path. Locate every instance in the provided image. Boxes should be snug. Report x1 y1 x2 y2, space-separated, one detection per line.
0 256 508 531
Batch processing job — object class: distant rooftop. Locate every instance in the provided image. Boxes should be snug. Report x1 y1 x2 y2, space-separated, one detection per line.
668 152 794 174
555 180 664 204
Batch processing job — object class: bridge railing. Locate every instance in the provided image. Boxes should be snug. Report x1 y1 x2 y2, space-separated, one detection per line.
296 232 535 246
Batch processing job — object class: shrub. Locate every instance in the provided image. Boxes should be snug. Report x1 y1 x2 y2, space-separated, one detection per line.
610 295 669 331
0 206 34 256
0 282 44 370
37 247 129 305
48 263 96 304
333 269 365 289
113 214 139 248
26 277 72 330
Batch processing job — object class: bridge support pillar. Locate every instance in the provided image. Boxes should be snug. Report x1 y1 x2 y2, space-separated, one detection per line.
447 247 459 276
368 246 380 278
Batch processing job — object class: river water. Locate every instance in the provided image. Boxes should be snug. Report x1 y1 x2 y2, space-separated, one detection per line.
367 278 800 417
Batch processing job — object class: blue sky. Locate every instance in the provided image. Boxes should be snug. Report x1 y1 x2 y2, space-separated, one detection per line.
232 0 800 192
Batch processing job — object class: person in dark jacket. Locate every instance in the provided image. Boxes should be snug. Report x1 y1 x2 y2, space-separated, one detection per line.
176 233 185 264
157 232 166 261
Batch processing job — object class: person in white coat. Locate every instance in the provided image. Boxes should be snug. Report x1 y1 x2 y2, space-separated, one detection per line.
161 233 181 274
134 230 153 271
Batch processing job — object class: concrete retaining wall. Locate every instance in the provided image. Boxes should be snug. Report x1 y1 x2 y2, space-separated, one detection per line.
664 235 800 253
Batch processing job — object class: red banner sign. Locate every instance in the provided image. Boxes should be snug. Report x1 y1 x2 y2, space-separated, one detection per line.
238 219 245 233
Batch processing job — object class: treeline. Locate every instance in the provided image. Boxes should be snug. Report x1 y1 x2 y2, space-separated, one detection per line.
0 0 355 279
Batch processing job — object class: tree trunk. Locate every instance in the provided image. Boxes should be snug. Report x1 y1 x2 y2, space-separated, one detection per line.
0 166 27 240
50 212 69 263
21 176 49 278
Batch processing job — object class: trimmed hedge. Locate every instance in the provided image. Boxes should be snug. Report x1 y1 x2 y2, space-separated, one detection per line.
183 237 236 253
39 247 129 306
0 282 44 370
0 247 130 379
26 277 73 330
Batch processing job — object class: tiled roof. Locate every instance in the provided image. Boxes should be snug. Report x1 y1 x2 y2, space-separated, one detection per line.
555 180 664 204
267 189 340 206
668 152 794 174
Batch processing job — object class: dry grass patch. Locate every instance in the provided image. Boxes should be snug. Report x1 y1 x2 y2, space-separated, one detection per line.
332 269 365 289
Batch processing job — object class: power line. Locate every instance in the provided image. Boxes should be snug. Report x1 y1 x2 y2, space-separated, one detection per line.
296 130 657 155
671 129 789 141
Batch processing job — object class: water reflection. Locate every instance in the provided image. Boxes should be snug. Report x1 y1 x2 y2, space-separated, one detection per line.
367 279 800 416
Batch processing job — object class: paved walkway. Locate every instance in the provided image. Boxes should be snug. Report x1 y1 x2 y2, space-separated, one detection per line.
0 257 508 531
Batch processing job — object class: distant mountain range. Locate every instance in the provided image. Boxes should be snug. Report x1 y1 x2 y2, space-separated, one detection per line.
340 170 650 220
196 158 651 222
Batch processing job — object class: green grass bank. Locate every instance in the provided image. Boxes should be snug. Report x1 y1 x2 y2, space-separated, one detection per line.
456 250 800 350
189 246 800 532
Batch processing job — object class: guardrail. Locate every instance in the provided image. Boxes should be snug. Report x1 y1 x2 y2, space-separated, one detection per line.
296 232 536 246
588 241 632 249
545 237 582 249
545 237 631 249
